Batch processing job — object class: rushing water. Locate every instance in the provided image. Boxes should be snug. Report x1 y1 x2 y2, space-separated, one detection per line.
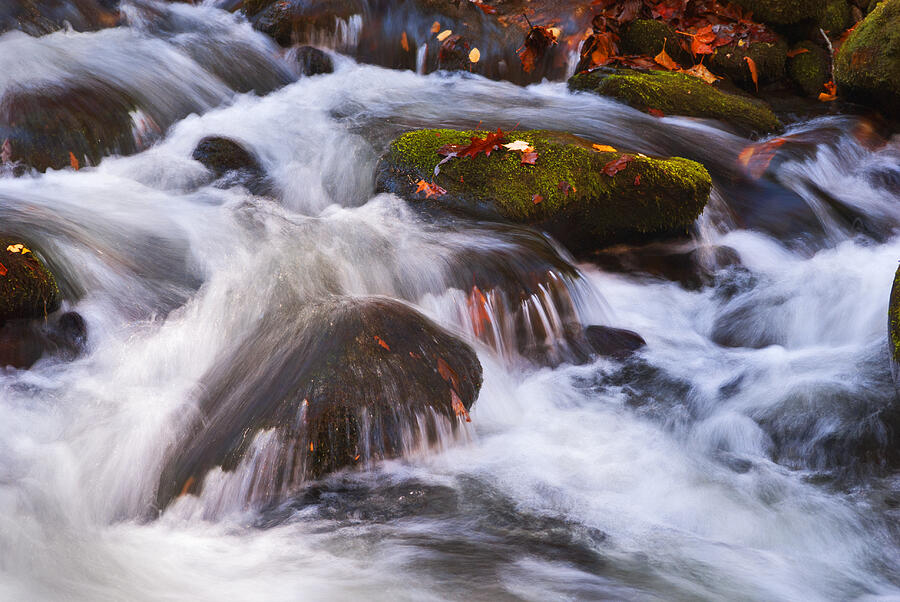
2 1 900 600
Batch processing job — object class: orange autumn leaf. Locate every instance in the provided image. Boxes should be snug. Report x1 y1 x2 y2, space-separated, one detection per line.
786 48 809 58
466 285 492 338
374 335 391 350
654 43 679 70
437 356 461 391
414 179 447 198
592 144 617 152
401 31 410 52
532 193 543 204
69 152 79 170
0 262 6 277
431 21 440 34
520 151 538 165
818 80 837 102
681 63 720 84
743 56 758 92
602 154 634 176
648 108 665 117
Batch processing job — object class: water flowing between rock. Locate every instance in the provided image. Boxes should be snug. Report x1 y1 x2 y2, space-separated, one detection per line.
1 1 900 600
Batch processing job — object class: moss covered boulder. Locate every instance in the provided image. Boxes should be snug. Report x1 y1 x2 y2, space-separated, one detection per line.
788 41 831 96
157 296 482 509
376 128 711 252
728 0 821 25
569 70 782 137
834 0 900 118
819 0 853 33
619 20 691 66
710 39 788 90
0 237 60 324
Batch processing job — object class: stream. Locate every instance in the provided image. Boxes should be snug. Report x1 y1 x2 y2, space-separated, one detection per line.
1 1 900 600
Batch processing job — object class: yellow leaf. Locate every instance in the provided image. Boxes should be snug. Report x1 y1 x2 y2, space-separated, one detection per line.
469 47 480 63
654 43 679 71
437 29 452 42
592 144 617 153
680 63 721 85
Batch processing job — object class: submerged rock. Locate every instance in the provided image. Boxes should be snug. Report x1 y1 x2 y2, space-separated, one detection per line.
889 265 900 385
569 69 782 137
584 325 646 359
0 237 60 323
295 46 334 76
834 0 900 118
0 311 87 369
376 128 711 254
157 296 482 509
191 136 270 195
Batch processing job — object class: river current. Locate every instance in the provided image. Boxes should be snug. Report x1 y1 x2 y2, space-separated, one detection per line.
1 1 900 600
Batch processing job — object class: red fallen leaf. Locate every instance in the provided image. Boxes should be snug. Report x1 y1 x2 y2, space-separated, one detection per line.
0 262 6 276
786 47 809 58
532 193 543 204
69 152 79 171
633 174 641 186
374 335 391 350
414 179 447 198
437 356 461 391
743 55 759 92
520 151 538 165
686 25 716 56
737 137 786 179
818 80 837 102
558 180 576 196
648 108 665 117
451 389 471 422
579 31 616 71
441 129 507 160
178 476 196 497
467 285 491 337
518 24 558 73
602 154 634 176
469 0 496 14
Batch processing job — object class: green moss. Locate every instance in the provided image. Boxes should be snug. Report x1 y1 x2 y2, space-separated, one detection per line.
710 39 788 89
0 237 60 323
571 70 782 136
378 129 711 250
787 41 830 96
729 0 821 25
890 265 900 366
620 20 689 65
819 0 852 32
834 0 900 117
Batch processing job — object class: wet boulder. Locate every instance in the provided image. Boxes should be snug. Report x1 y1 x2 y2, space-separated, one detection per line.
0 237 60 323
294 46 333 76
157 296 482 509
376 128 711 254
710 39 788 90
568 70 782 137
191 136 270 195
619 20 691 67
0 0 119 36
834 0 900 119
787 41 831 97
584 325 646 359
0 79 137 172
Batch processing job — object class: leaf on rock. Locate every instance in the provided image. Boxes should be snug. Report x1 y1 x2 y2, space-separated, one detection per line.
69 152 79 171
0 262 6 277
451 389 471 422
558 180 576 196
743 56 758 91
634 174 641 186
431 21 441 33
458 128 507 159
602 154 634 176
737 137 786 179
437 29 452 42
401 32 410 52
654 43 679 70
786 47 809 58
518 24 558 73
532 193 543 204
414 179 447 198
681 63 720 84
520 151 538 165
503 140 533 152
373 335 391 350
592 144 617 152
818 80 837 102
469 47 481 63
648 108 665 117
437 356 461 391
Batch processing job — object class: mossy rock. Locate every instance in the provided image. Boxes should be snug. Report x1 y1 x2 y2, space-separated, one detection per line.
728 0 821 25
376 128 711 252
819 0 853 32
568 69 782 136
0 237 60 323
157 296 482 509
890 264 900 384
710 39 788 90
834 0 900 118
788 41 831 96
619 19 690 66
